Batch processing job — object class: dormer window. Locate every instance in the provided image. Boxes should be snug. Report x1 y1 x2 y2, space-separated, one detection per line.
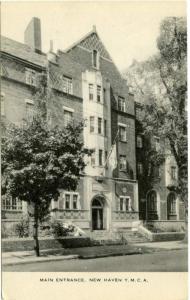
92 49 99 69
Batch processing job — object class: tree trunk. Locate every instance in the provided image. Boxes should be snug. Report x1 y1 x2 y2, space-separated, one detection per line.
33 203 40 257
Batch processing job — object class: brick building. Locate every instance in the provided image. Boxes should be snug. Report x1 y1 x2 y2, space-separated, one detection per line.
1 18 140 235
1 17 185 235
135 102 185 231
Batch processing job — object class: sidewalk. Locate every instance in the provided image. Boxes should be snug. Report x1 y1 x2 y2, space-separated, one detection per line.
2 241 187 266
134 240 188 251
2 244 142 266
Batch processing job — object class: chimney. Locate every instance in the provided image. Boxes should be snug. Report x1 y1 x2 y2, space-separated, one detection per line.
24 17 42 53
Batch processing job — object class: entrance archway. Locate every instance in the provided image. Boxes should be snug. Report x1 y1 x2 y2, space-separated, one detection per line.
91 197 104 230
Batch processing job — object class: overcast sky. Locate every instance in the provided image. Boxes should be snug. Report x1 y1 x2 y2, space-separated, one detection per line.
1 1 186 71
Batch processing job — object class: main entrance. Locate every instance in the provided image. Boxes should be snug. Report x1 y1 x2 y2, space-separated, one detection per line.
91 197 104 230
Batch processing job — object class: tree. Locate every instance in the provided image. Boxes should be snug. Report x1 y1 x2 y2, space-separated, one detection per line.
1 74 91 256
125 17 187 224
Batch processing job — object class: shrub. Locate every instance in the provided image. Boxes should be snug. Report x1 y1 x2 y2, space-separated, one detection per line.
51 220 75 237
14 218 29 238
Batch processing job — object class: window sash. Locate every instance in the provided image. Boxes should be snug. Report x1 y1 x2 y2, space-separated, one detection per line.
98 118 102 134
119 155 126 170
97 86 101 102
104 119 107 136
99 149 103 166
63 76 73 94
92 50 98 68
73 194 78 209
119 126 127 142
65 194 70 209
2 197 22 211
90 116 95 133
89 84 94 100
64 110 73 127
118 97 125 112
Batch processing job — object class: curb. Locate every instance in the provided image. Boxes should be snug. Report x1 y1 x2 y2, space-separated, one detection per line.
2 254 79 266
78 250 143 259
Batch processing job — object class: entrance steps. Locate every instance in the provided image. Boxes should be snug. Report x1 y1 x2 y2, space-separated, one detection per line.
87 229 149 245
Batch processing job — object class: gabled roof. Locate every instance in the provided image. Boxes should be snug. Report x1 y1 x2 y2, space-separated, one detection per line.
65 26 112 61
0 35 46 68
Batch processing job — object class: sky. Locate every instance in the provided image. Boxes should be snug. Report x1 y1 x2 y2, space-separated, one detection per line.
1 1 186 71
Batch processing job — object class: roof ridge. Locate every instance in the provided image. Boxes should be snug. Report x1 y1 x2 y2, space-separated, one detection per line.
64 28 95 53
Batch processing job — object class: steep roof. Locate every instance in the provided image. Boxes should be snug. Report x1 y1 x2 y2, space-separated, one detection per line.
0 35 46 67
65 27 112 61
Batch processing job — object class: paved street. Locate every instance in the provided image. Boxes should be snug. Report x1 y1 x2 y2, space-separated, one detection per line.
3 249 187 272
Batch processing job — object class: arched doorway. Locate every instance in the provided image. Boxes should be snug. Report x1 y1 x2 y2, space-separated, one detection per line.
147 190 158 220
167 192 177 220
91 197 104 230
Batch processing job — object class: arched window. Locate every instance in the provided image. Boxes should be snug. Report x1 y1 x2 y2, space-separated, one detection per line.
147 190 157 212
167 193 176 215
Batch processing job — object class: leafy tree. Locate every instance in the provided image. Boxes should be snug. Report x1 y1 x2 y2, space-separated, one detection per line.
125 17 187 223
1 74 91 256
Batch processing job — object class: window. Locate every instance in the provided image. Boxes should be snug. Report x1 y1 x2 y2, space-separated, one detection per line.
91 149 96 166
119 196 131 211
137 135 143 148
105 151 108 161
104 119 107 136
125 197 130 211
167 193 176 215
98 117 102 134
89 84 94 100
65 194 70 209
63 76 73 94
92 49 99 68
147 190 157 212
103 88 106 104
2 196 22 211
119 197 124 211
97 85 101 102
119 125 127 142
1 93 5 116
90 116 95 133
99 149 103 166
63 107 74 127
171 166 177 180
25 100 34 122
137 163 143 175
61 192 80 210
118 97 126 112
25 68 36 86
119 155 126 170
73 194 78 209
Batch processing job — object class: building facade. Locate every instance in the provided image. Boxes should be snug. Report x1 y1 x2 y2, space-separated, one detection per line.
135 102 185 231
1 18 140 234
